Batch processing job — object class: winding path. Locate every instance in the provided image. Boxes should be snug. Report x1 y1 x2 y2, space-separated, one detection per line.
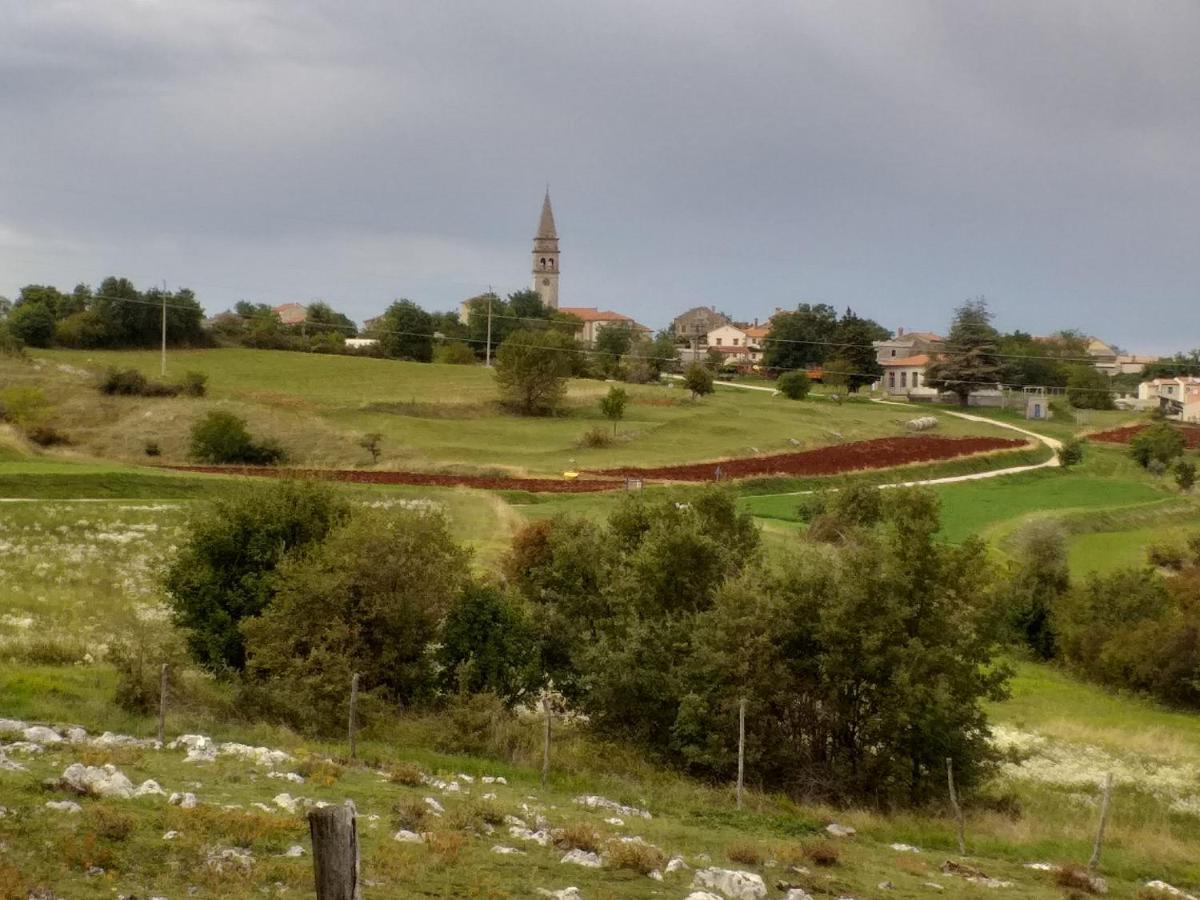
699 381 1062 497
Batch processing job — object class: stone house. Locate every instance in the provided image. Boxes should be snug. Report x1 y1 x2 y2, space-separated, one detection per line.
671 306 730 343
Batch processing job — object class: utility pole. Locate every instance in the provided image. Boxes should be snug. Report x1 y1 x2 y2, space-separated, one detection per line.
160 279 168 377
485 287 494 367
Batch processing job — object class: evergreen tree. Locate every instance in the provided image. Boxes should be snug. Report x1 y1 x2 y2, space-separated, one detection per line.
925 298 1002 406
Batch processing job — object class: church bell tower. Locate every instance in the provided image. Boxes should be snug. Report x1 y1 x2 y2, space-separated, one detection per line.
531 189 560 309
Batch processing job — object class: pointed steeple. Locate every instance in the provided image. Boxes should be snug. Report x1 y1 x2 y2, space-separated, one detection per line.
536 189 557 241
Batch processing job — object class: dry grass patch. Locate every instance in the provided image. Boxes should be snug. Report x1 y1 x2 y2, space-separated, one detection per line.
892 854 931 876
726 840 766 866
803 839 840 867
390 797 428 832
559 822 603 854
296 756 344 786
387 760 426 786
76 745 145 768
1054 863 1102 894
163 805 302 848
443 797 506 833
425 831 466 865
84 804 136 841
605 839 666 875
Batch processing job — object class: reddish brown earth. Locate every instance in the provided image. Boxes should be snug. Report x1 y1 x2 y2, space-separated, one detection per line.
1089 423 1200 449
169 435 1024 492
588 435 1025 481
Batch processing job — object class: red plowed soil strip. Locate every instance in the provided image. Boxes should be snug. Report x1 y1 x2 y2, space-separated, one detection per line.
589 435 1025 481
168 466 625 492
168 435 1025 492
1090 424 1200 449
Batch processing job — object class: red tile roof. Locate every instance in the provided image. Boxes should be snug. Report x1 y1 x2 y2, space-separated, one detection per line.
881 354 931 367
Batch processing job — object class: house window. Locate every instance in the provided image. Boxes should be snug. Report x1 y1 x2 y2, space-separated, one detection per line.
901 371 907 388
891 349 896 357
888 372 896 388
912 372 920 387
732 338 739 346
715 338 723 346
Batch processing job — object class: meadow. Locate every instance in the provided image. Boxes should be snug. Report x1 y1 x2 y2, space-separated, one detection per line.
12 348 1017 475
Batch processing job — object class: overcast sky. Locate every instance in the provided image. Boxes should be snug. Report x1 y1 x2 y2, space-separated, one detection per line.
1 1 1197 351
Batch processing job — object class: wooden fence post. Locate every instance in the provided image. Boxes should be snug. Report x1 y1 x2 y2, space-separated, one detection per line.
541 695 551 789
309 801 361 900
736 698 746 810
946 757 966 855
1089 772 1114 872
157 663 169 745
348 673 359 761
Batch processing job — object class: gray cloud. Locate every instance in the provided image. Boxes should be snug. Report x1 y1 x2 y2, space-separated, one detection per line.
1 0 1196 351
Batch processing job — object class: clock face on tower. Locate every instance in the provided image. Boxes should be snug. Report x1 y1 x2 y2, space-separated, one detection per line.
542 278 550 286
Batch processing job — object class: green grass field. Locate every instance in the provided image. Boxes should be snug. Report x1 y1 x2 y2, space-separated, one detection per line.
11 348 1021 476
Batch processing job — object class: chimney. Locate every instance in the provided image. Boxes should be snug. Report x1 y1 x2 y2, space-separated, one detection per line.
896 326 905 337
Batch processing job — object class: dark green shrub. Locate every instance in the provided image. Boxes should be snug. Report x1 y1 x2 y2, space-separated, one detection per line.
579 426 612 448
777 371 812 400
7 302 55 347
1174 459 1196 492
438 583 537 704
433 341 477 365
1130 423 1186 469
163 480 350 671
100 368 180 397
1147 541 1186 571
0 321 25 357
683 363 714 399
26 425 70 447
1058 438 1084 468
179 371 207 397
188 411 285 465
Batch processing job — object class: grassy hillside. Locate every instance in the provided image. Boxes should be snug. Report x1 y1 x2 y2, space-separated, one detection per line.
11 349 1017 475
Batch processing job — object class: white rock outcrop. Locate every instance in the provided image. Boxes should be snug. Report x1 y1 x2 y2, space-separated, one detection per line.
60 763 136 799
784 890 814 900
45 800 83 814
560 849 602 868
134 779 167 797
575 794 651 819
424 797 445 815
393 830 423 843
825 822 856 838
692 868 768 900
169 792 198 809
535 890 582 900
1145 881 1199 900
23 726 63 744
666 856 689 874
0 750 27 772
490 845 524 855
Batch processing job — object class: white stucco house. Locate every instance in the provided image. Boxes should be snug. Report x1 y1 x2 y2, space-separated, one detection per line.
880 354 939 399
1139 377 1200 422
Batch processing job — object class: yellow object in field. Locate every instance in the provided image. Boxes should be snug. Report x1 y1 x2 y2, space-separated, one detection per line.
563 471 579 480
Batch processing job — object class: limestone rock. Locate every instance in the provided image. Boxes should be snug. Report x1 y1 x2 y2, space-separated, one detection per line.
0 750 27 772
560 849 601 868
574 794 651 819
169 792 198 809
692 867 768 900
535 890 582 900
825 822 856 838
666 856 689 874
424 797 445 815
60 763 136 799
0 718 29 735
393 830 423 843
45 800 82 814
134 779 166 797
491 845 524 855
283 844 305 857
785 890 814 900
23 726 63 745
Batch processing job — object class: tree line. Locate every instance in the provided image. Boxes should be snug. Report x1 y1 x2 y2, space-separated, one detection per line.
157 479 1011 806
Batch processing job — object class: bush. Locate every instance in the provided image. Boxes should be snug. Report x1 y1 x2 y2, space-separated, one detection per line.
0 321 25 357
0 386 49 430
388 762 426 787
163 480 351 671
605 838 665 875
359 432 383 463
599 385 628 434
84 806 136 842
1058 437 1084 468
179 371 208 397
242 508 469 732
434 341 477 365
777 371 812 400
1174 459 1196 492
1147 541 1186 571
1130 423 1186 469
100 368 151 396
726 841 766 866
578 426 613 448
26 425 69 447
188 410 285 465
683 363 714 399
804 840 841 867
559 823 603 854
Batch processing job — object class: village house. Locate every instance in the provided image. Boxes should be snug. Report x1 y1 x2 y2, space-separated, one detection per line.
272 303 308 326
873 328 942 364
879 354 939 400
1139 377 1200 422
671 306 731 344
559 307 650 345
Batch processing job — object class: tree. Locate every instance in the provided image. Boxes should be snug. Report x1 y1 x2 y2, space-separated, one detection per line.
831 309 886 392
243 508 468 731
494 327 576 414
821 355 852 398
925 298 1001 406
1006 521 1070 659
1057 437 1084 467
1174 459 1196 493
162 481 351 672
7 302 55 347
776 370 811 400
304 301 358 337
594 324 634 376
438 583 537 704
761 303 838 370
1130 423 1186 469
599 385 628 434
683 363 714 399
1142 350 1200 381
375 299 434 361
999 330 1088 389
359 432 383 463
1066 365 1115 410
